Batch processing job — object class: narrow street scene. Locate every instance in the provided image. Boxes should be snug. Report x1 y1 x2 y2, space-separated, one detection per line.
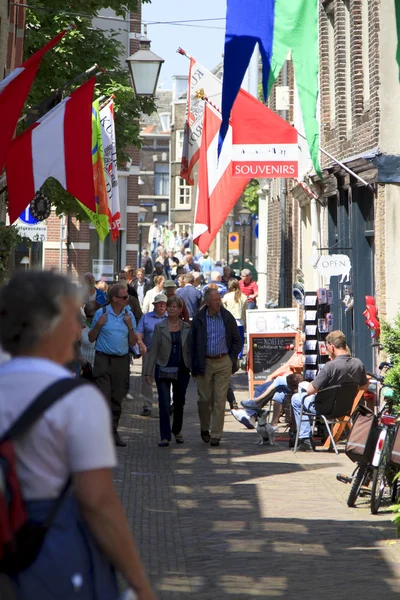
115 364 400 599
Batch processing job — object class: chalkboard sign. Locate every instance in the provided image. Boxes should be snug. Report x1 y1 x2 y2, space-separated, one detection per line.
251 334 297 381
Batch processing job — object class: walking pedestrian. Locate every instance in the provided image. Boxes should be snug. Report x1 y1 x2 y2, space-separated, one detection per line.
0 271 155 600
145 296 191 447
176 272 203 319
164 280 191 323
191 288 242 446
222 278 247 355
89 283 137 447
82 272 107 306
142 275 165 314
136 294 168 417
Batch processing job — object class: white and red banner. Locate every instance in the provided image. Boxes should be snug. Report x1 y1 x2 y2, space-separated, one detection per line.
179 52 298 184
99 100 121 241
0 29 68 174
193 102 250 253
6 77 96 224
231 89 298 178
179 54 226 185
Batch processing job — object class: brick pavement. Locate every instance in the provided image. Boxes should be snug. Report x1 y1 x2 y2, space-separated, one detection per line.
115 362 400 599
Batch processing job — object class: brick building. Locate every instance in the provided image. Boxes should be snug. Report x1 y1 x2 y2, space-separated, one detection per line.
138 90 172 254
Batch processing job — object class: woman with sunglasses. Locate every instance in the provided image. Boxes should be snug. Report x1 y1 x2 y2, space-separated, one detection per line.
145 295 191 447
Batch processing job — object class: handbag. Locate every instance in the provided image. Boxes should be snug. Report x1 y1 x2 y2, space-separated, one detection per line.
158 366 179 380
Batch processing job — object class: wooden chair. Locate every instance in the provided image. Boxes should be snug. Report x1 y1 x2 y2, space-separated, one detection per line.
293 383 359 454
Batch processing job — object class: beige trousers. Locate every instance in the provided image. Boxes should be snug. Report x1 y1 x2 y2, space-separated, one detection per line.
197 354 232 439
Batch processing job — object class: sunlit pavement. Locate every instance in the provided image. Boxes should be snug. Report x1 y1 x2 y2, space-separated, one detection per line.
115 362 400 599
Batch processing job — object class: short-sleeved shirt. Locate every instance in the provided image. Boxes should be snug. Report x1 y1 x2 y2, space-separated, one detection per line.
137 311 167 349
0 357 116 500
91 304 136 356
312 355 368 391
239 279 259 302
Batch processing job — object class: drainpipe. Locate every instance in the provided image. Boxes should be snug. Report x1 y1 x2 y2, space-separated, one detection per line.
310 196 320 289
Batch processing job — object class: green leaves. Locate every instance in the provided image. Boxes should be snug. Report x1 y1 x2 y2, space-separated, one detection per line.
243 179 260 214
21 0 156 219
381 315 400 402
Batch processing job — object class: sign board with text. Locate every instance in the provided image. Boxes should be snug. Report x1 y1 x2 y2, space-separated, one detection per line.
248 332 298 396
92 259 114 282
15 219 47 242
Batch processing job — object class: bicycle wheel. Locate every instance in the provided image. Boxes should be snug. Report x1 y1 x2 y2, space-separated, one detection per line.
347 464 367 508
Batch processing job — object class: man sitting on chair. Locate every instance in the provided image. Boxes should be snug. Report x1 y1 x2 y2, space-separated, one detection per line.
291 330 369 452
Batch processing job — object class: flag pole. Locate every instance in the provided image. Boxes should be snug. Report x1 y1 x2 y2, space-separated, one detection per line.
297 131 370 187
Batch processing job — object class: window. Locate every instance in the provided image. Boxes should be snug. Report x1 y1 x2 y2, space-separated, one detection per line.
176 130 184 160
175 223 191 238
176 177 191 209
362 0 370 107
154 163 169 196
159 112 170 132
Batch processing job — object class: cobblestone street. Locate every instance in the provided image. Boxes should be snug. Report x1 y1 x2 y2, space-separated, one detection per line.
114 362 400 599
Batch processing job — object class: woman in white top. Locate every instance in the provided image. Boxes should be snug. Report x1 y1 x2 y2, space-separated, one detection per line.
0 272 155 600
222 279 247 357
142 275 165 314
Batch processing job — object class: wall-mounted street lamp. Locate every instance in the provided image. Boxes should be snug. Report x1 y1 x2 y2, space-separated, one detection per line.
238 208 252 269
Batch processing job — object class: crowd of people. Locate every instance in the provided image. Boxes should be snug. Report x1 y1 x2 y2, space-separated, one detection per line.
0 266 370 599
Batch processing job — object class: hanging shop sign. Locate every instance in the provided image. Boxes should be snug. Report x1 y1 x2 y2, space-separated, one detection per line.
313 254 352 283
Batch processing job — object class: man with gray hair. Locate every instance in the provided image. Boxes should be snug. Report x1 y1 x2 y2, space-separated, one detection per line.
176 272 203 319
89 283 138 446
202 270 228 297
191 288 242 446
239 268 258 309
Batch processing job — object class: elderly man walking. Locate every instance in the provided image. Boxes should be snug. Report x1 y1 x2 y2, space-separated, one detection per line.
89 283 137 446
136 293 168 416
191 288 242 446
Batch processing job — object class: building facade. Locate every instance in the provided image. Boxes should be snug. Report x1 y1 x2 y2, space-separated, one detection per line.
138 90 172 254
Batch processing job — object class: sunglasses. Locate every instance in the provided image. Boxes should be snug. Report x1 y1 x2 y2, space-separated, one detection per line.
117 295 129 300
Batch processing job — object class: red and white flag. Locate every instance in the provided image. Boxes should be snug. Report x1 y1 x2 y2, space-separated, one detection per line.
0 29 68 174
179 54 227 185
193 102 250 253
100 100 121 241
6 77 96 224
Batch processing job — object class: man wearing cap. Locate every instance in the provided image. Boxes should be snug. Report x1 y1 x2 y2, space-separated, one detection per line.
239 269 258 309
176 272 203 319
136 293 168 416
148 218 162 258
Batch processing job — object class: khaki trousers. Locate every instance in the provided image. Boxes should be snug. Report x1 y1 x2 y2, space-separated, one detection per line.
197 354 232 439
141 352 154 411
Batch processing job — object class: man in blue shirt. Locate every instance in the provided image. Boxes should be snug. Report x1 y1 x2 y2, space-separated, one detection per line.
136 294 167 416
191 289 242 446
89 282 137 446
201 271 228 297
176 273 202 319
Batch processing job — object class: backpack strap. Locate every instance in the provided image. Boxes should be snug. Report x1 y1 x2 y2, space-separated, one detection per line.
102 306 107 315
0 378 90 443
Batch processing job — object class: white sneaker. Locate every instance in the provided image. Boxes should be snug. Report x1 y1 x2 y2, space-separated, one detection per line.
231 409 256 430
125 393 134 401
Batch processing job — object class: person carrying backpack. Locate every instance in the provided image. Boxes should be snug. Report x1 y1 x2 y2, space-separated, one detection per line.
0 272 155 600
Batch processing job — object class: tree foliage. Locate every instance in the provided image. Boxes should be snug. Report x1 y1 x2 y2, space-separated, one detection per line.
381 315 400 393
243 179 260 214
20 0 155 218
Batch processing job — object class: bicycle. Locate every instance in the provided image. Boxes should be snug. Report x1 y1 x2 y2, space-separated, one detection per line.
369 385 400 513
336 362 397 509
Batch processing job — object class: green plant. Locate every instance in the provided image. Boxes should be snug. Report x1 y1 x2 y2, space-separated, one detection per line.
0 225 31 283
243 179 260 214
381 316 400 392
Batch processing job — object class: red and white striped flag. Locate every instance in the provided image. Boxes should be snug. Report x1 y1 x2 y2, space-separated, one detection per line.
193 102 250 253
0 29 68 174
6 77 96 224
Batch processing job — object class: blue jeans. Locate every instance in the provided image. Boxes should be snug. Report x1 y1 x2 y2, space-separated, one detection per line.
247 301 257 310
254 376 289 404
291 392 316 438
155 367 190 440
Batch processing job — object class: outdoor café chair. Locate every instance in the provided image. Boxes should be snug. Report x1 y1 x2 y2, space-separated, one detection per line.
293 383 359 454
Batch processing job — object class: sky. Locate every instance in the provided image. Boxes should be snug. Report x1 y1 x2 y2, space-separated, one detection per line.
142 0 227 89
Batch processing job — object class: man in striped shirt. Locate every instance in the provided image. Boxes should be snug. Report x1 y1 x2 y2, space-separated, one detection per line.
191 289 242 446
